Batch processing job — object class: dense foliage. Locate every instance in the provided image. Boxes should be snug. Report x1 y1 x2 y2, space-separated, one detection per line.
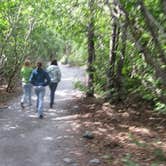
0 0 165 112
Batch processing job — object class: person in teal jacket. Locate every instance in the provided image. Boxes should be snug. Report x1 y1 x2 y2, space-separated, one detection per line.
20 59 33 108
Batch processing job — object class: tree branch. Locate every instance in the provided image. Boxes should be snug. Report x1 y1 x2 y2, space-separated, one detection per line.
138 0 166 64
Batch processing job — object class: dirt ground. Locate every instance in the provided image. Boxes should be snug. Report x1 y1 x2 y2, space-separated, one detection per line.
0 64 166 166
0 87 21 108
67 97 166 166
0 65 108 166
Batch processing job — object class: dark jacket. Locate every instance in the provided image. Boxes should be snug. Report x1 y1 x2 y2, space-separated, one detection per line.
29 68 50 86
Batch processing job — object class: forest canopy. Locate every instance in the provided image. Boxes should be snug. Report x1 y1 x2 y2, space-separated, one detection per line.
0 0 166 112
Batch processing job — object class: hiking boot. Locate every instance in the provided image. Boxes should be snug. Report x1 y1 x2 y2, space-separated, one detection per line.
39 115 43 119
21 102 24 109
50 104 53 108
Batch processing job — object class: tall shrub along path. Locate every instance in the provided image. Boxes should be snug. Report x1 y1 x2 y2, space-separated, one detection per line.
0 64 102 166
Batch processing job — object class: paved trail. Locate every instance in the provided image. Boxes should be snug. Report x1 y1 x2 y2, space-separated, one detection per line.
0 64 95 166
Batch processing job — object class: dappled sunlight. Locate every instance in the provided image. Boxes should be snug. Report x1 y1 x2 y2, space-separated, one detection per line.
97 127 107 133
28 114 37 118
47 108 57 112
0 63 165 166
45 112 57 117
3 124 19 131
51 118 58 121
56 136 63 140
31 96 36 100
117 132 133 144
42 137 54 141
118 124 129 130
129 126 155 137
0 64 91 165
93 130 105 136
8 126 17 130
66 129 72 132
56 89 82 98
70 123 81 132
69 97 166 165
61 77 75 81
69 150 83 157
52 97 76 102
105 111 114 117
93 121 102 125
56 90 74 97
79 113 93 119
2 121 16 128
52 114 79 121
82 121 93 127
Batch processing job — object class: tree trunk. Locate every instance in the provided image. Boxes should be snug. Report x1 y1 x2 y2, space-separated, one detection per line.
116 20 127 97
106 0 120 99
6 36 20 92
161 0 166 14
86 0 95 97
119 2 166 87
138 0 166 64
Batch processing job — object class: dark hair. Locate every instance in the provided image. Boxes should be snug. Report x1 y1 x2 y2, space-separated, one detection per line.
51 59 58 66
36 61 42 68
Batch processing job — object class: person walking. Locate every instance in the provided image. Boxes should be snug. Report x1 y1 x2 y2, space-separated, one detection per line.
47 59 61 108
29 61 50 119
20 59 33 108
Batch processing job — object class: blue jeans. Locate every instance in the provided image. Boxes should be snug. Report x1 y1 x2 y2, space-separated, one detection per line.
21 83 32 105
49 82 58 107
34 86 45 116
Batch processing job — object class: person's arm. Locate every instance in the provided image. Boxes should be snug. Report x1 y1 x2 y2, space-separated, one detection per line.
29 70 35 85
46 66 50 73
43 71 50 86
57 68 61 82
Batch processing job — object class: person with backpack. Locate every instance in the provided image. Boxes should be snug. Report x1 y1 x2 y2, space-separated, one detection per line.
29 61 50 119
47 59 61 108
20 59 33 108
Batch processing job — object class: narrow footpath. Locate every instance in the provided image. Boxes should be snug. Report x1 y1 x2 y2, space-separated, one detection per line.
0 64 103 166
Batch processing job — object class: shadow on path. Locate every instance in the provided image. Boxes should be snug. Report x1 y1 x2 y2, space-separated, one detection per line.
0 64 103 166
